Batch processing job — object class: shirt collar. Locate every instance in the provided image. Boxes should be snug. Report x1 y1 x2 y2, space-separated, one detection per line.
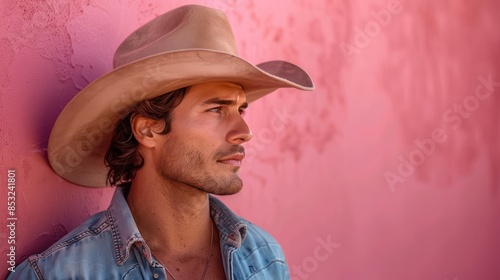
106 188 248 265
106 187 150 265
209 195 247 247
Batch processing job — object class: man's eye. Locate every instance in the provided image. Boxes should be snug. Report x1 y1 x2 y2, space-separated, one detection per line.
239 108 247 116
208 107 222 113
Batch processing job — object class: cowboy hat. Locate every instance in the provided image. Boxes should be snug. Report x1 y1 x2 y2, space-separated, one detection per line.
47 4 314 187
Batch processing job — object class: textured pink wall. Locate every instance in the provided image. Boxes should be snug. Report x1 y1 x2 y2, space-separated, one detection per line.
1 0 499 279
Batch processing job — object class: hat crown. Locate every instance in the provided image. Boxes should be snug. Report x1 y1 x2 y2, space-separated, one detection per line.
113 5 239 68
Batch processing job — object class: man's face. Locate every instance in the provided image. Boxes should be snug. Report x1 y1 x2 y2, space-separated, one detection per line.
153 81 252 195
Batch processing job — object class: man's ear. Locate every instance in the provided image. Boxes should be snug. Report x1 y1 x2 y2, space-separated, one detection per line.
131 115 161 148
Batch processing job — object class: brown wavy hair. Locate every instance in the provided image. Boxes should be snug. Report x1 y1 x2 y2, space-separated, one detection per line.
104 87 188 191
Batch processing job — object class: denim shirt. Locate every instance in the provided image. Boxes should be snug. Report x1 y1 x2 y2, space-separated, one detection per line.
8 188 290 279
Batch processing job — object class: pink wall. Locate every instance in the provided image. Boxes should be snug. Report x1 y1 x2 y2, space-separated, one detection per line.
1 0 499 279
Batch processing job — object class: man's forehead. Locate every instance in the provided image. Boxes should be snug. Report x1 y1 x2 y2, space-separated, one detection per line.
184 81 247 104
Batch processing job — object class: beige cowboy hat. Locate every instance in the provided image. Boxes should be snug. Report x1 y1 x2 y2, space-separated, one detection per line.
47 4 314 187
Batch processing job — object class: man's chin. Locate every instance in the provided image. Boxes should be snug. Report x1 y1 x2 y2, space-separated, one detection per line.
212 186 243 196
209 176 243 196
187 174 243 195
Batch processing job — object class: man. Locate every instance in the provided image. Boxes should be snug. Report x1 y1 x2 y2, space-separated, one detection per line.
8 4 313 280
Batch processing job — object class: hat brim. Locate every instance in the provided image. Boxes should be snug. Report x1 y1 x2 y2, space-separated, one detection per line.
47 49 314 187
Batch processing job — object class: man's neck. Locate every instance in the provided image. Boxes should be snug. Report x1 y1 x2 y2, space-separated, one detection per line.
126 172 213 258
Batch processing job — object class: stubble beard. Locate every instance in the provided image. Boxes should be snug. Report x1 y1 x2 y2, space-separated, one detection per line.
156 139 243 195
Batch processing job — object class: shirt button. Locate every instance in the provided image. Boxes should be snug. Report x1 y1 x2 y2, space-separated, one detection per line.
153 273 159 278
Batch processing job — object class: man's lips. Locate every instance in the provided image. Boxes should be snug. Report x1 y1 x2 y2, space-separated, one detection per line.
217 153 245 167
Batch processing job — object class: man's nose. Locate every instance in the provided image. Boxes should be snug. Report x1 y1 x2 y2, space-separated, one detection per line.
227 115 252 144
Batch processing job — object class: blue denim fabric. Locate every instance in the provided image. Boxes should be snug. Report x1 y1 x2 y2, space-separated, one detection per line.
7 188 290 279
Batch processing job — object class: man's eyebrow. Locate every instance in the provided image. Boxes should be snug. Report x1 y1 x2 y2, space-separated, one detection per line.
202 97 248 108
